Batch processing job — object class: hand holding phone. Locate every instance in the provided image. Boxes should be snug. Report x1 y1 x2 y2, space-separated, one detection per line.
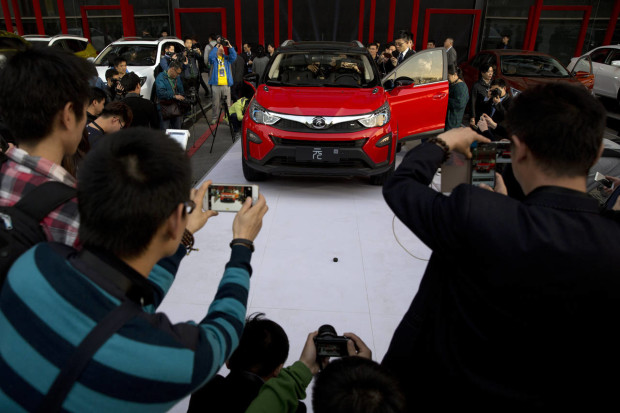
205 184 259 212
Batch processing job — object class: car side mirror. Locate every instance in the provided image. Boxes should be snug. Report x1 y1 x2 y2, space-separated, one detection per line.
383 79 395 90
394 77 414 87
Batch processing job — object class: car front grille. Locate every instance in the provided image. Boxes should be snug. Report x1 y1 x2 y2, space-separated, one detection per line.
271 137 368 148
272 118 366 133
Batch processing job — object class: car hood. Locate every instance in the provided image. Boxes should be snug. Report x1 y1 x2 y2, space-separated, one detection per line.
504 75 585 91
255 86 386 116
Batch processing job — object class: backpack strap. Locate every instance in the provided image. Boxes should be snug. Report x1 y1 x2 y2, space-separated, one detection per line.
13 181 76 221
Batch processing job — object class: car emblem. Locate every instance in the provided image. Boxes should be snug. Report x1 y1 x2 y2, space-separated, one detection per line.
311 117 326 129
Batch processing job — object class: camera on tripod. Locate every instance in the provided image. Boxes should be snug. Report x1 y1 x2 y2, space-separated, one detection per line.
184 87 198 105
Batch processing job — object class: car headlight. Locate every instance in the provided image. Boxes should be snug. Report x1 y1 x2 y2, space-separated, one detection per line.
358 102 390 128
250 100 281 125
509 87 521 97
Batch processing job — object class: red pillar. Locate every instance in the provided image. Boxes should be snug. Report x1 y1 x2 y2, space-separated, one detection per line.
258 0 265 46
81 7 90 41
603 0 620 45
287 0 292 40
32 0 45 34
574 7 591 57
1 0 13 32
10 0 23 35
274 0 280 47
387 0 396 42
358 0 364 43
368 0 376 44
57 0 68 34
411 0 420 48
528 0 544 50
235 0 242 50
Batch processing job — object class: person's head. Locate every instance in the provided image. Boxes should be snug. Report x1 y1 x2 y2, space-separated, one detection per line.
164 43 175 54
183 36 193 49
167 61 183 78
444 37 454 49
96 101 132 132
489 78 506 97
267 42 275 55
243 43 251 53
105 68 120 87
78 128 191 259
208 33 216 42
447 64 463 83
255 44 266 58
426 40 436 49
501 34 510 45
88 87 107 116
113 57 127 76
120 72 141 94
394 30 412 54
161 31 168 37
226 313 289 380
506 83 605 182
479 63 494 81
367 43 378 57
216 42 226 56
313 357 406 413
0 47 95 152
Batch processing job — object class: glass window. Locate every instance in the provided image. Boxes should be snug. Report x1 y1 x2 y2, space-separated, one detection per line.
25 39 49 49
606 50 620 65
501 54 569 78
265 52 377 88
64 39 86 53
471 53 497 71
392 49 444 85
571 56 591 75
589 48 610 64
94 44 158 67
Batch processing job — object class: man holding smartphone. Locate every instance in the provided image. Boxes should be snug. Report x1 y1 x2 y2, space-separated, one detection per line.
381 83 620 410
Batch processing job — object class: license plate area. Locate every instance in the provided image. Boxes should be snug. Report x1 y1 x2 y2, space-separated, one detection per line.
295 147 341 163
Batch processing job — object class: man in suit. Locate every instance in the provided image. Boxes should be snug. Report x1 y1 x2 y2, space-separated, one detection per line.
444 37 457 68
121 72 159 129
385 30 415 72
381 82 620 410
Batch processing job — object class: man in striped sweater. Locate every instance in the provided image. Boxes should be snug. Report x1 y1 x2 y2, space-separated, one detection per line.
0 128 268 412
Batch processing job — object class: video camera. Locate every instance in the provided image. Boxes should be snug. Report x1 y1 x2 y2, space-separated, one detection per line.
314 325 349 357
182 45 201 59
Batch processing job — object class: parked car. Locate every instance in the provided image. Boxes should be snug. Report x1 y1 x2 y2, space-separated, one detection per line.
92 36 185 102
460 49 594 98
567 45 620 103
241 41 449 185
23 34 97 59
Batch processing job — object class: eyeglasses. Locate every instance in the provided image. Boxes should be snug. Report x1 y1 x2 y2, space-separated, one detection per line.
116 117 125 129
183 200 196 215
394 41 406 47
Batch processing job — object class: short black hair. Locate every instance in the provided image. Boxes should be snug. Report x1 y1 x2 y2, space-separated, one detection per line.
77 128 191 258
99 101 133 126
168 61 182 71
89 87 107 104
105 68 119 80
113 56 127 67
479 63 494 75
183 36 192 42
427 39 436 45
227 313 289 377
506 83 605 177
0 47 95 144
313 357 406 413
394 30 412 42
447 64 463 80
491 78 506 88
121 72 140 92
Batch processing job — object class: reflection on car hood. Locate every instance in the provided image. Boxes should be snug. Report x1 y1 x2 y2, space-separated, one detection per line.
256 86 386 116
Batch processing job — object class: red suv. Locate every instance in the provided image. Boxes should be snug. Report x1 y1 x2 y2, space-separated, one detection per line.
242 41 449 184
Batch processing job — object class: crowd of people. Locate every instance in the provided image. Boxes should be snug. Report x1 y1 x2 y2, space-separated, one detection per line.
0 29 620 413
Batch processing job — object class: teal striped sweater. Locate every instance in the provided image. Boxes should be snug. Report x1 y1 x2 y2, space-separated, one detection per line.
0 242 252 412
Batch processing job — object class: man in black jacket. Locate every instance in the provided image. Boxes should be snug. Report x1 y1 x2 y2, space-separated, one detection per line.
381 83 620 410
121 72 159 129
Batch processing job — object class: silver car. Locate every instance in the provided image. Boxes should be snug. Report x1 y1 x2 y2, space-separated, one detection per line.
568 45 620 103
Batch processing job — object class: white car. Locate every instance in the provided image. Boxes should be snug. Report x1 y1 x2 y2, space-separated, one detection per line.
23 34 98 59
93 36 185 101
568 45 620 102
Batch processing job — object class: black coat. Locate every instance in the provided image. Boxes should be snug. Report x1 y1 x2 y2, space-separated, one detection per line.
381 142 620 411
122 94 160 129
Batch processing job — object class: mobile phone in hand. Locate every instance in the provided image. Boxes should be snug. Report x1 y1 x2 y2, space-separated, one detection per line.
204 184 259 212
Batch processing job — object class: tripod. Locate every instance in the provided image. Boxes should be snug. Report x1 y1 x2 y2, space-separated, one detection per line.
207 96 235 154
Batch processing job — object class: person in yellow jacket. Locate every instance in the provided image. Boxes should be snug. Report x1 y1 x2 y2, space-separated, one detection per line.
225 96 249 139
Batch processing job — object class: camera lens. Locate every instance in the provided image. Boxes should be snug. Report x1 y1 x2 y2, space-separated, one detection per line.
317 324 337 337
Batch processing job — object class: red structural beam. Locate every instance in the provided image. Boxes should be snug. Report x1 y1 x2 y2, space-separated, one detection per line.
524 6 535 50
368 0 376 44
287 0 292 40
80 5 125 41
174 8 227 42
235 0 242 49
387 0 396 42
527 5 592 56
528 0 544 50
32 0 44 34
1 0 12 32
258 0 265 47
274 0 279 47
10 0 23 35
411 0 420 47
604 0 620 45
422 9 481 59
58 0 68 34
358 0 365 43
120 0 135 37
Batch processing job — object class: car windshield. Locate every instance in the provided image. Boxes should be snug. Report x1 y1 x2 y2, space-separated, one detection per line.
94 44 157 66
25 39 49 49
501 54 569 78
265 52 377 88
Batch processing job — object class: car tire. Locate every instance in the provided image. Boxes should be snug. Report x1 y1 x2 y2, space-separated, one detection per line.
242 157 268 181
369 164 395 186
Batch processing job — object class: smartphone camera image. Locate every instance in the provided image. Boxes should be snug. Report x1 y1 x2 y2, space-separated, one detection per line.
471 143 497 188
206 184 258 212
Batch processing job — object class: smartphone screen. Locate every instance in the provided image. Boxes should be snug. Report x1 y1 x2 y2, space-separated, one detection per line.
206 184 257 212
471 143 497 188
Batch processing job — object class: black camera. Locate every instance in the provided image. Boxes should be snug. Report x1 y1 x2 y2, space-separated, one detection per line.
490 88 502 99
216 35 230 47
185 87 198 105
314 325 349 357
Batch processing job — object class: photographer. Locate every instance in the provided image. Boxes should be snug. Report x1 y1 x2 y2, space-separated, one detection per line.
381 83 620 410
181 36 202 93
156 61 185 130
476 78 512 140
245 330 404 413
208 36 237 125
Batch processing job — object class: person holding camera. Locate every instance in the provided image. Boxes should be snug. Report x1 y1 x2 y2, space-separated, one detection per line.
476 78 512 140
208 36 237 125
381 83 620 410
156 61 186 130
181 36 202 93
245 329 404 413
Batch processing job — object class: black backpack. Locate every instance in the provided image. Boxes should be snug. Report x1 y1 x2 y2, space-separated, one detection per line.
0 164 76 284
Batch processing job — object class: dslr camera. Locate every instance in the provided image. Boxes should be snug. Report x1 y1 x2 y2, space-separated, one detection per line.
314 325 349 357
184 87 198 105
490 88 503 99
216 35 231 47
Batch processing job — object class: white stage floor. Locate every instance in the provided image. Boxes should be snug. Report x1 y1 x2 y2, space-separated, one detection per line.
160 141 434 412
